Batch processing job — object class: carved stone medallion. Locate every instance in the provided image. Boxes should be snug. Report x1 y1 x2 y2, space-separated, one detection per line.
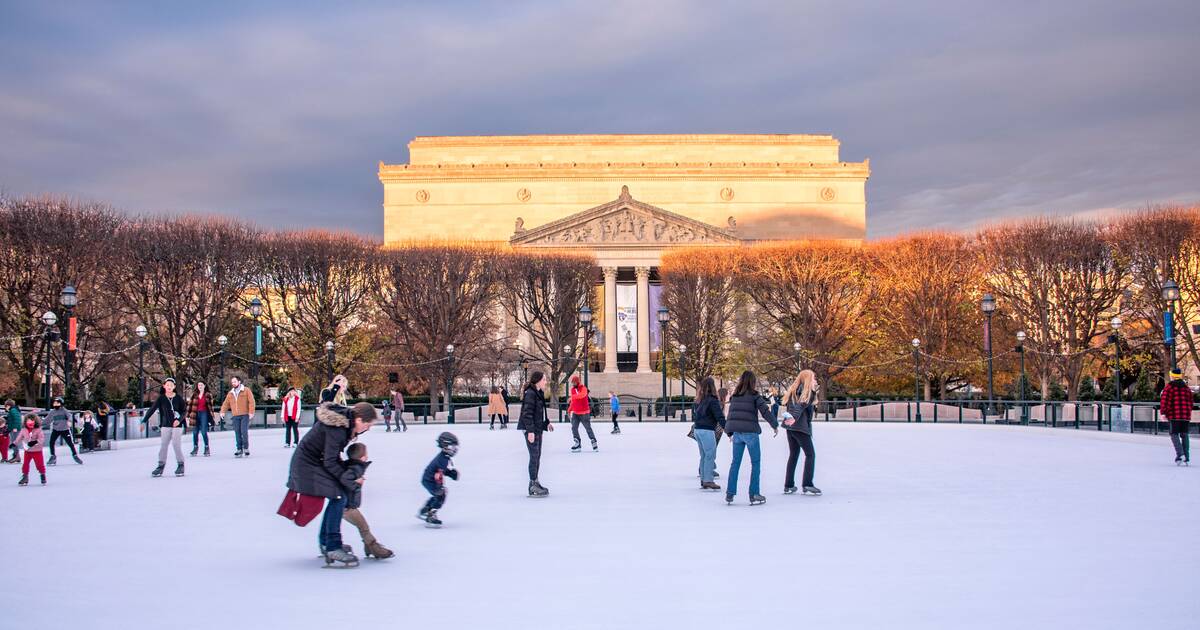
820 186 836 202
415 189 430 203
720 187 735 201
517 188 532 202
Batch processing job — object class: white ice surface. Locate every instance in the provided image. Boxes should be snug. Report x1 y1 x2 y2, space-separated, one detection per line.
4 422 1197 630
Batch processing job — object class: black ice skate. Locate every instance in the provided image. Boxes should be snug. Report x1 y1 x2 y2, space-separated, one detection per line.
750 494 767 506
612 427 621 435
151 462 165 477
803 486 823 496
175 462 185 477
424 509 443 528
700 481 722 492
784 486 798 495
72 455 82 465
570 440 582 453
243 450 250 457
39 473 46 485
235 449 243 458
18 473 28 486
725 493 734 505
203 447 210 457
47 454 57 466
322 548 359 569
190 447 198 457
591 439 598 452
528 480 550 498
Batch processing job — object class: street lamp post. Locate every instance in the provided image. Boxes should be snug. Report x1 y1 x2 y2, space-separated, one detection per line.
41 311 58 409
135 324 148 407
793 341 801 372
1162 279 1180 372
658 307 669 418
579 305 593 391
325 340 335 383
446 344 455 424
1016 331 1028 424
981 293 997 417
217 335 228 400
59 284 77 402
912 338 922 423
678 344 687 422
1109 317 1122 433
249 297 263 388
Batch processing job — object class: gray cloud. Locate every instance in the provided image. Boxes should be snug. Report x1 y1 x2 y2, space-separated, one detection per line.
0 0 1197 237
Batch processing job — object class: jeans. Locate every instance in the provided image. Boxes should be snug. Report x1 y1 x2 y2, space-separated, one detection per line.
319 495 347 552
695 428 717 483
570 413 596 442
525 432 543 481
284 420 299 446
784 430 816 488
49 429 77 457
158 427 184 463
231 415 249 451
192 411 210 449
1169 420 1191 459
727 432 762 497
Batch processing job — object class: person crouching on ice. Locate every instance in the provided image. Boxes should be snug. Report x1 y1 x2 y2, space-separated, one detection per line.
286 401 377 568
340 442 393 559
418 432 459 528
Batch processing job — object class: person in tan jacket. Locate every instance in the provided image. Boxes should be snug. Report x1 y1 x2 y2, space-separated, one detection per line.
218 376 256 458
487 386 508 430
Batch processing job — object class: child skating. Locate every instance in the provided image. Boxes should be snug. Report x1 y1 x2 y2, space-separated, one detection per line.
15 414 46 486
340 443 394 559
418 432 459 527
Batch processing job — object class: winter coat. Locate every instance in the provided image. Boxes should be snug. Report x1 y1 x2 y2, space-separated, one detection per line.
692 396 727 432
784 391 816 435
422 451 458 489
517 386 548 434
568 385 591 415
486 392 507 416
5 406 22 432
391 391 405 412
724 392 779 434
341 458 371 509
15 425 45 451
1160 380 1194 421
186 391 215 424
46 407 72 432
610 395 620 413
145 393 187 429
281 395 302 422
220 387 255 417
286 403 357 500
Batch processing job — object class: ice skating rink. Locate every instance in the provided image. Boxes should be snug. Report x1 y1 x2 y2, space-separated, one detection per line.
5 422 1197 630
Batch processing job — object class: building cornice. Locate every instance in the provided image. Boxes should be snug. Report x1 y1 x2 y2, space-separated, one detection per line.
409 133 840 148
379 160 870 183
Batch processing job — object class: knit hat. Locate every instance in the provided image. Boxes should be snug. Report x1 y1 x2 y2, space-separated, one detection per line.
1169 369 1185 381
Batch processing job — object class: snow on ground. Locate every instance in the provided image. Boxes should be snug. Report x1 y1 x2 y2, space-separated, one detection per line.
4 422 1197 630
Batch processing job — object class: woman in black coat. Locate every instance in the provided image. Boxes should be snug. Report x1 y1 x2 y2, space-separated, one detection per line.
723 370 778 506
782 369 821 496
287 401 377 567
517 370 553 497
691 376 726 492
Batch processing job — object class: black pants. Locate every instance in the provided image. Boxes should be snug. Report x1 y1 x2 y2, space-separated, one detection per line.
784 430 815 488
1169 420 1191 459
81 425 94 450
490 414 507 428
525 432 543 481
284 421 299 446
422 481 447 511
49 429 77 457
611 411 619 429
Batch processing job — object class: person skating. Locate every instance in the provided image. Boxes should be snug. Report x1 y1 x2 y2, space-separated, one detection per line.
281 387 302 447
390 386 407 432
3 399 20 463
781 369 821 495
499 386 510 428
1160 369 1192 465
218 375 255 458
147 378 187 478
692 377 726 491
723 370 779 506
487 386 507 430
45 397 81 466
418 432 460 527
609 391 621 434
187 381 215 456
286 400 378 568
15 414 47 485
340 442 393 559
518 371 552 497
567 374 597 452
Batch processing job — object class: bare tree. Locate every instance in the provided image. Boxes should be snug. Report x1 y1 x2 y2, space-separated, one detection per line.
660 247 744 388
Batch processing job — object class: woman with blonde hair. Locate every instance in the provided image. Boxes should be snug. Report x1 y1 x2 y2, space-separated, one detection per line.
320 374 349 406
781 369 820 496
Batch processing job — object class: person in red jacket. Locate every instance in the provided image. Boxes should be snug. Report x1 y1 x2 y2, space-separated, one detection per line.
1160 369 1193 465
15 414 46 486
567 374 596 453
281 387 302 448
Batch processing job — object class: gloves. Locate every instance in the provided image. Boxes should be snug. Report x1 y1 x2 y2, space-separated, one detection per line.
446 469 459 481
27 440 38 448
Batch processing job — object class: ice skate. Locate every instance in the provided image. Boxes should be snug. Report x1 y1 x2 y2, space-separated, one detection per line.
72 455 82 465
318 543 351 557
203 447 210 457
243 450 250 457
322 548 359 568
18 473 28 486
235 449 243 458
802 486 822 496
612 427 621 435
424 509 443 528
174 462 185 477
528 480 549 498
714 472 720 479
784 486 798 495
700 481 722 491
364 540 394 559
570 439 581 453
591 438 598 452
47 454 57 466
39 473 46 485
725 493 735 505
151 462 165 477
750 494 767 506
190 447 198 456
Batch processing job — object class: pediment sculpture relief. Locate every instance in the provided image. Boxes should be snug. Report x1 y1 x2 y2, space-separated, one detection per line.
529 208 728 245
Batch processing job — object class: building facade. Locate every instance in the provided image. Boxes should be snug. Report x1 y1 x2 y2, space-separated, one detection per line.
380 134 869 393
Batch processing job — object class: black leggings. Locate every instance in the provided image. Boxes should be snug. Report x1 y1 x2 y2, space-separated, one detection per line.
49 430 77 457
525 432 543 481
784 430 815 489
284 421 299 445
611 411 619 428
490 414 508 428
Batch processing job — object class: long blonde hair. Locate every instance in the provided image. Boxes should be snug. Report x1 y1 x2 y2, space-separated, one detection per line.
784 369 817 405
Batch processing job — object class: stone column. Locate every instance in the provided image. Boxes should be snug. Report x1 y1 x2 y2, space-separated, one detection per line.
603 267 618 373
636 266 652 373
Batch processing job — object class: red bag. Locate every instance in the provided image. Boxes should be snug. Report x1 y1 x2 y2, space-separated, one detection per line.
276 490 326 527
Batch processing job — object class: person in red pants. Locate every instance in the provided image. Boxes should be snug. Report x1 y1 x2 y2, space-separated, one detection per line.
15 415 46 485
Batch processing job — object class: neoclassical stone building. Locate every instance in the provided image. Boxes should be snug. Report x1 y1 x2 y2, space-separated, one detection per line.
380 134 869 393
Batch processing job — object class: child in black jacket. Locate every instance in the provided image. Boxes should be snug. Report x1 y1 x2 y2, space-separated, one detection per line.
418 432 459 527
341 443 394 559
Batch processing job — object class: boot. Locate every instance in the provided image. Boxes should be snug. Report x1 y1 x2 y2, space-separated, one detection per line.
18 473 27 486
528 480 549 498
364 539 394 559
423 509 443 528
323 547 359 568
72 454 82 465
151 462 165 477
750 494 767 505
203 446 210 457
802 486 823 496
190 446 198 456
700 481 722 491
784 486 798 495
591 438 598 452
39 473 45 485
570 439 581 453
47 454 57 466
175 462 185 477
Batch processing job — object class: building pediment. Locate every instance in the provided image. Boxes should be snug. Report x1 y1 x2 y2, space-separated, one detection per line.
511 186 740 247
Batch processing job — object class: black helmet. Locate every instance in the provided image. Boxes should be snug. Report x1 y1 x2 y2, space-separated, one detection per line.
437 432 459 453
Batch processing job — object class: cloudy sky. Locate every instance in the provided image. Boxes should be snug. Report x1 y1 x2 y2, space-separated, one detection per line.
2 1 1197 238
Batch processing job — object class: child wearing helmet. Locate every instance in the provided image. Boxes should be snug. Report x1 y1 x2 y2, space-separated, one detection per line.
418 432 459 527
